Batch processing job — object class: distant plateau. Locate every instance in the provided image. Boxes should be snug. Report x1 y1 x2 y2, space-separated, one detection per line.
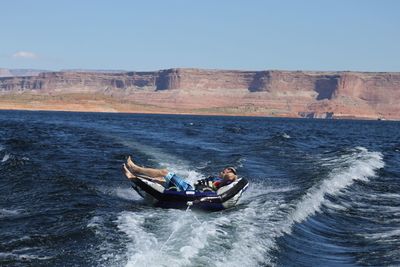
0 68 399 120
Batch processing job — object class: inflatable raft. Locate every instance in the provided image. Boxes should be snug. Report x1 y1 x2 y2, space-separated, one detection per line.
130 175 249 211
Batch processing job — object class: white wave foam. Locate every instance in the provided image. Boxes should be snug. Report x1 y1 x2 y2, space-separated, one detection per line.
177 218 216 264
116 139 385 266
195 160 211 170
0 208 22 218
241 182 296 202
116 182 291 267
369 192 400 200
116 194 288 267
2 153 10 162
236 157 246 168
97 186 142 201
352 201 400 213
212 148 385 266
0 252 52 261
87 215 105 229
87 213 127 266
365 228 400 240
117 208 215 267
213 202 285 267
117 211 158 266
114 187 143 201
283 147 384 233
3 236 32 246
323 200 349 211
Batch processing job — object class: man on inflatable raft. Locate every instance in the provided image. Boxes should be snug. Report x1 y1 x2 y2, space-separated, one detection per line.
122 156 248 211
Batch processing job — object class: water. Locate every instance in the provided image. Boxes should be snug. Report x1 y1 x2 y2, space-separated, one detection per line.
0 110 399 267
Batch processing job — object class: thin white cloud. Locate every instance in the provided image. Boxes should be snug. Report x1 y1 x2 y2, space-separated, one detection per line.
12 51 38 59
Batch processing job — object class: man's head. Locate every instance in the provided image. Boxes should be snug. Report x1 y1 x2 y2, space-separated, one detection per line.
220 167 237 181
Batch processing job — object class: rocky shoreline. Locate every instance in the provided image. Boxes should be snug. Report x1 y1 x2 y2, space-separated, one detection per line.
1 68 399 120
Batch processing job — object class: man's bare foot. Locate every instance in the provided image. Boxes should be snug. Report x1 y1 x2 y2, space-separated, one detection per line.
126 156 140 173
122 163 137 180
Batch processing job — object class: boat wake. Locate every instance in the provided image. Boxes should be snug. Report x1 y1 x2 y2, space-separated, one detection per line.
213 147 385 266
96 146 385 267
283 147 384 231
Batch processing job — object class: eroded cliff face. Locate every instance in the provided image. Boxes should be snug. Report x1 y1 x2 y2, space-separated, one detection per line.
0 68 399 119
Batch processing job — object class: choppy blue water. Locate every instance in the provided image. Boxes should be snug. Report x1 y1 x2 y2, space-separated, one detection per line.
0 110 399 266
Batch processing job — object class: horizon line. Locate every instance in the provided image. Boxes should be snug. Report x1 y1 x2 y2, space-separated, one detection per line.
2 67 400 74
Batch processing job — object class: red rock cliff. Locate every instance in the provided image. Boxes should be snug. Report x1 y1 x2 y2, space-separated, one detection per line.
0 68 399 119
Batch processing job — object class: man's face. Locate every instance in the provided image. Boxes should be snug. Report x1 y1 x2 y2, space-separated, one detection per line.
220 168 231 177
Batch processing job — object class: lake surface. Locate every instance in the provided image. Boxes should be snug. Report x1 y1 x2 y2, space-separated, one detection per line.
0 110 399 266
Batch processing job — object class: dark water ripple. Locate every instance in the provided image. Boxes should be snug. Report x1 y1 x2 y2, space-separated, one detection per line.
0 110 399 266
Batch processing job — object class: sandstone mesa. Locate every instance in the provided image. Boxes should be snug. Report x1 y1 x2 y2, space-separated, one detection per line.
0 68 399 120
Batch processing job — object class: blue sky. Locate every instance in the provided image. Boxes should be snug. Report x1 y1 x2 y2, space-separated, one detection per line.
1 0 399 71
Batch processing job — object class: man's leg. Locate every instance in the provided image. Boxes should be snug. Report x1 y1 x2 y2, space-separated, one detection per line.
123 163 166 185
125 156 192 190
127 156 168 179
122 163 137 180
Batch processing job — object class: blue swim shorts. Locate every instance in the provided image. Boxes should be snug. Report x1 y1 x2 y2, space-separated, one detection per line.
164 172 193 191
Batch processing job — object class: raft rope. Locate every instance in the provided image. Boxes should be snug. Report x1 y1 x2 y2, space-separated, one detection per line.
159 204 201 252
